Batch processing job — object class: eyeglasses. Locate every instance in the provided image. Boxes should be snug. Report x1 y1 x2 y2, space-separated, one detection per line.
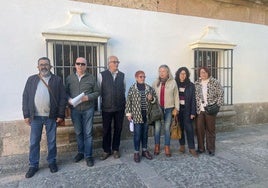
139 76 146 78
39 64 50 67
75 62 86 66
110 61 120 64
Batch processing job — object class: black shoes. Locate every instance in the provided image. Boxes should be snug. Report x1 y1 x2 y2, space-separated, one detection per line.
49 163 58 173
86 157 94 167
196 149 205 154
25 167 38 178
208 151 215 156
74 153 94 167
100 152 111 160
25 163 58 178
196 149 215 156
74 153 84 162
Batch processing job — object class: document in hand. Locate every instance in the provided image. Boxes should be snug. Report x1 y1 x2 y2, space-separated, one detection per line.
70 92 85 107
129 120 134 132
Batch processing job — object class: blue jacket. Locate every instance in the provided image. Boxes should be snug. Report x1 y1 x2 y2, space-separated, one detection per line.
22 73 66 119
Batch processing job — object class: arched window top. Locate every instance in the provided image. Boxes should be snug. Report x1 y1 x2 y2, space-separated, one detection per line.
42 11 110 43
190 26 236 50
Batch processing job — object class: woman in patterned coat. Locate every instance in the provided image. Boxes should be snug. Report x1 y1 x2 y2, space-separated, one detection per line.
195 67 224 156
126 70 157 163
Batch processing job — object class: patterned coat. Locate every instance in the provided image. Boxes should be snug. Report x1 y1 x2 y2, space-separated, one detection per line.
195 77 224 114
125 83 158 124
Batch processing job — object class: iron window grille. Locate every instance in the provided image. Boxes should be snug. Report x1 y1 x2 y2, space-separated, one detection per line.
193 49 233 105
45 40 108 112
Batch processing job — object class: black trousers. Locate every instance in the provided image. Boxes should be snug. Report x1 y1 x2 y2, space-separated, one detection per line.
178 109 195 149
102 110 125 153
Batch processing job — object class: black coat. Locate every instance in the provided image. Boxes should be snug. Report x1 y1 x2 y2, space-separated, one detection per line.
22 74 66 119
178 82 196 117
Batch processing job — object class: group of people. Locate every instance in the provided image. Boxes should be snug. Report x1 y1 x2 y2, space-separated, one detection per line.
22 55 223 178
125 64 223 162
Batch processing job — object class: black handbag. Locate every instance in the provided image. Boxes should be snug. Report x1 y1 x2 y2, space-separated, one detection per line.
148 100 163 125
204 103 220 115
200 86 220 115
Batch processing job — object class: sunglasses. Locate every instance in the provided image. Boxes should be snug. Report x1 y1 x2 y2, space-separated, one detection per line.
75 62 86 66
138 76 146 78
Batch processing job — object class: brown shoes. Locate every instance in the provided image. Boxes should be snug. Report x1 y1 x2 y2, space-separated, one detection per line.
154 144 160 155
189 149 199 158
179 145 185 153
134 153 140 163
100 152 111 160
142 150 153 160
164 146 171 157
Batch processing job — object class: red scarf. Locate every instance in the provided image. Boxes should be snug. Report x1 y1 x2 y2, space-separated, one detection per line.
160 82 165 107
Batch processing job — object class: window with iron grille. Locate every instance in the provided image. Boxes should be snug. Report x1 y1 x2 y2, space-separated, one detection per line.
193 49 233 105
46 40 107 112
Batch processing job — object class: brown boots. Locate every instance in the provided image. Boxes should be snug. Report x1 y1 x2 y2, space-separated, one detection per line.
179 145 198 157
154 144 160 155
164 146 171 157
179 145 185 153
154 145 171 157
189 149 198 158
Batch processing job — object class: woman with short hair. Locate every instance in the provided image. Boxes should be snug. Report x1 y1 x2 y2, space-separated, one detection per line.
126 70 157 162
195 67 224 156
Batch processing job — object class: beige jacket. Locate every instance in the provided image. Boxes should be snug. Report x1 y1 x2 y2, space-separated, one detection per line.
152 76 180 111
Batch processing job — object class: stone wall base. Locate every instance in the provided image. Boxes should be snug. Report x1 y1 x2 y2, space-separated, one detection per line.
1 102 267 156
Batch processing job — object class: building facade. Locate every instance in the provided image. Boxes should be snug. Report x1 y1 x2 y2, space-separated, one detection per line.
0 0 267 156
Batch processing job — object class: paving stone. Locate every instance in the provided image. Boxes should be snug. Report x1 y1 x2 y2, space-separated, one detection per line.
0 124 267 188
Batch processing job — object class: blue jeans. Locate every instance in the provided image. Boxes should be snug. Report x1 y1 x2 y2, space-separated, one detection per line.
71 107 94 158
133 123 149 152
154 107 173 146
29 116 57 168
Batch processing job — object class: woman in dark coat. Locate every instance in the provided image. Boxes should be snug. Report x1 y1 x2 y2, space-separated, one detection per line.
175 67 198 157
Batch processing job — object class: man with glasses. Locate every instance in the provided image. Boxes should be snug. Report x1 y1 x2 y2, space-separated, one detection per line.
99 56 126 160
65 57 100 167
22 57 66 178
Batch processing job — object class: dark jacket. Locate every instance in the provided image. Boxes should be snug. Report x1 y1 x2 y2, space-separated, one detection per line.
22 73 66 119
177 82 196 117
65 72 100 111
100 70 126 112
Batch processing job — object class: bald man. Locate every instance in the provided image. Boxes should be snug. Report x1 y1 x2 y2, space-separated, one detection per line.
66 57 100 167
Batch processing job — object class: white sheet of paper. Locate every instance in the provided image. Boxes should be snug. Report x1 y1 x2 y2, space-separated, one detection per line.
70 92 85 107
129 120 134 132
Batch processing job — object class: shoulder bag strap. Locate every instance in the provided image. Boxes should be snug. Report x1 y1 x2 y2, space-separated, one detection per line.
38 74 58 107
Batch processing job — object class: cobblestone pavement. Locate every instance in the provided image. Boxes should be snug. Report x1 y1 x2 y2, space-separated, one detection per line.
0 124 267 188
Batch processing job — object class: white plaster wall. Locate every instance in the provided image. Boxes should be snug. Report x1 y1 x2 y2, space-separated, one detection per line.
0 0 267 121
